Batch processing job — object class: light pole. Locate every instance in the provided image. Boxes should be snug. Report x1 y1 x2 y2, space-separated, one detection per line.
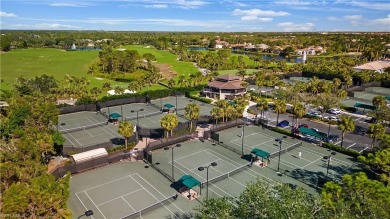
326 151 337 179
275 136 287 174
131 109 144 127
77 210 93 219
198 162 217 200
175 92 178 115
237 124 246 156
164 144 181 181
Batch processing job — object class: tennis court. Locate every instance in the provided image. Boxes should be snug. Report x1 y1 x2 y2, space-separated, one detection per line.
69 162 190 219
129 112 189 129
214 126 361 188
353 91 382 102
58 111 108 133
365 86 390 96
100 103 162 121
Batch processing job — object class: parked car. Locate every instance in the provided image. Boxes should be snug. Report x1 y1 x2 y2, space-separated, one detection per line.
354 126 367 135
324 116 339 122
307 112 322 118
324 134 339 143
277 120 289 128
299 124 309 128
328 108 342 114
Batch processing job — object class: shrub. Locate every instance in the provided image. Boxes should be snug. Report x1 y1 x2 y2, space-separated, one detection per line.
270 127 292 136
106 142 136 154
186 91 213 104
340 105 357 113
76 96 95 104
172 128 191 136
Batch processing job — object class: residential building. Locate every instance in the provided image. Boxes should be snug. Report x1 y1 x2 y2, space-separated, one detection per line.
203 74 246 100
215 40 229 49
353 61 390 73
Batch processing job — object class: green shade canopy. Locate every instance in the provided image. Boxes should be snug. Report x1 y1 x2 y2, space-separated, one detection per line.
163 103 175 109
354 102 377 111
251 148 270 158
386 96 390 101
228 100 236 105
298 127 327 139
178 175 201 189
109 113 122 119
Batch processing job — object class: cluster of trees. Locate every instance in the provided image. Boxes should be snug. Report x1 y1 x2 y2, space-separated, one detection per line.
0 90 71 217
195 172 390 219
209 98 248 125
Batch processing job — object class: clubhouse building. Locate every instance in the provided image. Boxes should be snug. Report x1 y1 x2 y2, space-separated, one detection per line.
202 74 246 100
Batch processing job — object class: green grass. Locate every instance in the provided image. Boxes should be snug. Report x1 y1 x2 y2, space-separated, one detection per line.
218 69 259 75
122 45 198 78
0 48 129 90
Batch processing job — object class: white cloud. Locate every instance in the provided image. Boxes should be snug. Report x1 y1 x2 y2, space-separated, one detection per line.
274 0 327 6
233 9 289 17
368 15 390 26
171 0 209 9
145 4 168 8
36 23 81 29
348 1 390 11
0 11 17 17
241 16 273 22
49 3 86 7
344 15 362 20
277 22 316 31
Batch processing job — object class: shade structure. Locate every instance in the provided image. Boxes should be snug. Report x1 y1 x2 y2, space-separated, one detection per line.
251 148 270 159
109 113 122 119
354 102 377 111
163 103 175 109
178 175 201 189
298 127 327 139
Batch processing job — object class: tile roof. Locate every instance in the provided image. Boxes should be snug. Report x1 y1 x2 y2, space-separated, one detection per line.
208 80 244 89
215 74 241 81
353 61 390 71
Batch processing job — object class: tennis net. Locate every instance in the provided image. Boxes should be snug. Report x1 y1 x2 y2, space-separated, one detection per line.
124 111 162 121
121 194 177 219
269 141 303 159
202 163 251 187
58 121 107 133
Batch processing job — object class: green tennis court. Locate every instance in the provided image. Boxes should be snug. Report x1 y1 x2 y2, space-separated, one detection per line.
353 91 381 102
100 103 161 120
68 162 190 219
58 111 108 133
365 86 390 96
128 112 189 129
151 96 199 111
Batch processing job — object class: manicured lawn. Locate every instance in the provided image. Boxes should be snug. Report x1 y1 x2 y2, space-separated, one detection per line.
122 45 198 78
218 69 259 75
0 48 129 90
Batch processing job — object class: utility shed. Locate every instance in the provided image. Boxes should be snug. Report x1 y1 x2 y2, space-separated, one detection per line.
71 148 108 163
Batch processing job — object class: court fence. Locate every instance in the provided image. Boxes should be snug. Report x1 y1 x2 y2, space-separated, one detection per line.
62 135 138 155
210 119 246 132
50 149 144 179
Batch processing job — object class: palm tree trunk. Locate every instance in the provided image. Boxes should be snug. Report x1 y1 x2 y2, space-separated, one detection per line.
276 113 280 125
125 138 128 149
341 132 345 148
371 137 376 149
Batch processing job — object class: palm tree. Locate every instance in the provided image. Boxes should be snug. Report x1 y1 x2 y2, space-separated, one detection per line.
216 100 229 122
90 87 101 101
292 102 306 128
185 103 200 131
366 123 386 149
160 114 179 138
167 79 176 88
332 78 342 92
273 100 286 125
225 105 235 122
102 82 111 96
336 90 348 100
118 121 135 149
338 115 355 147
372 96 386 109
314 93 340 120
236 69 246 80
114 86 124 95
128 81 141 93
256 98 268 120
210 107 221 125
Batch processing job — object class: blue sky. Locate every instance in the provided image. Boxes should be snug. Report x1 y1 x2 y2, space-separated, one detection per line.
1 0 389 32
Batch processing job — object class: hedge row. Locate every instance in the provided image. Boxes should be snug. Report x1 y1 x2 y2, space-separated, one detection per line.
186 91 213 104
106 142 136 154
270 127 293 136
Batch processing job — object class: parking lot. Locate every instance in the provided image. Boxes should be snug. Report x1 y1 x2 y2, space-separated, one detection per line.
255 106 378 153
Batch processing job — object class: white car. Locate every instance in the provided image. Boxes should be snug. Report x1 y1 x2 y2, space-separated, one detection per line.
324 116 339 121
328 108 342 114
307 112 322 118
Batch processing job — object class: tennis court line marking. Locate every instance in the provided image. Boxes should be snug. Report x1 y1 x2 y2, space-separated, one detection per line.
204 149 279 185
346 143 356 149
174 149 217 162
212 166 246 188
76 174 137 194
129 175 176 216
296 147 352 166
270 157 302 169
84 191 107 219
174 161 239 203
184 159 223 172
121 197 141 219
134 173 185 214
86 117 120 138
64 130 83 147
96 188 144 207
75 192 95 219
301 157 323 169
